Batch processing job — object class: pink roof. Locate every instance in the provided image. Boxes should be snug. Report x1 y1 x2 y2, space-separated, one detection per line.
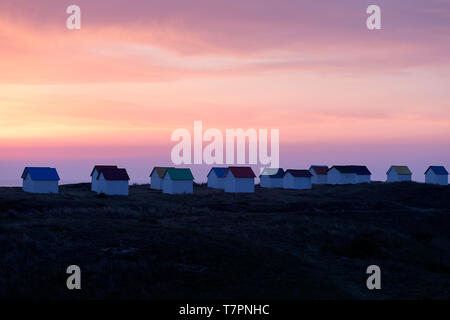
90 165 118 177
98 168 130 181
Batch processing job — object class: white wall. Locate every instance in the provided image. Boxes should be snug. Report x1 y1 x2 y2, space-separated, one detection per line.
23 174 59 194
260 176 283 188
91 175 96 191
91 169 99 192
425 172 448 186
310 172 328 184
328 168 357 185
283 173 312 190
224 175 254 193
97 175 129 195
150 172 163 190
272 178 283 188
356 175 371 184
207 172 225 189
327 168 340 185
341 173 356 184
162 176 193 194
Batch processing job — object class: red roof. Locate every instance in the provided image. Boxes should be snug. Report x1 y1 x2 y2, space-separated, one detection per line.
226 166 256 178
98 168 130 181
90 165 118 177
310 166 328 175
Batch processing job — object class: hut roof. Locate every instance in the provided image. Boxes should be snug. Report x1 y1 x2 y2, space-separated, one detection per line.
226 166 256 178
21 167 60 181
165 168 194 181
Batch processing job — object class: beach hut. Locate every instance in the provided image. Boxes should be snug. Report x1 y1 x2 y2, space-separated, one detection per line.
207 167 228 189
90 165 117 192
282 169 312 190
22 167 60 194
309 165 328 184
425 166 448 186
96 168 130 195
259 168 284 188
327 166 357 185
223 166 256 193
328 165 371 185
150 167 173 190
353 166 372 184
386 166 412 183
161 168 194 194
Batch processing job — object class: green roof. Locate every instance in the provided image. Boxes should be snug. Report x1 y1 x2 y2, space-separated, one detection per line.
165 168 194 181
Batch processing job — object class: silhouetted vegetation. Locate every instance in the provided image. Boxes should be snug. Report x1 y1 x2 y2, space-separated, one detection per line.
0 182 449 299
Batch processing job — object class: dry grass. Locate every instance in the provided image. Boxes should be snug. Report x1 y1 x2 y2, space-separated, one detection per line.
0 182 449 299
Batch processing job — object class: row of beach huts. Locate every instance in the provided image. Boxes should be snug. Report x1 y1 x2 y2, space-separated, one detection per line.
18 164 449 195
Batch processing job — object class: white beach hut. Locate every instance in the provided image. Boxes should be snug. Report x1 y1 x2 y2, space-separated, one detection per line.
150 167 173 190
96 168 130 196
282 169 312 190
327 166 357 185
21 167 60 194
90 165 117 192
309 166 328 184
207 167 228 189
259 168 284 188
223 167 256 193
386 166 412 183
425 166 448 186
328 165 371 185
161 168 194 194
354 166 371 184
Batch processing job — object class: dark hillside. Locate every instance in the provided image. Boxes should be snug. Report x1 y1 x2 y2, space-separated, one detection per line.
0 182 449 299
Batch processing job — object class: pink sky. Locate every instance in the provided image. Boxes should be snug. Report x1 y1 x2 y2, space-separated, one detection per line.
0 0 449 184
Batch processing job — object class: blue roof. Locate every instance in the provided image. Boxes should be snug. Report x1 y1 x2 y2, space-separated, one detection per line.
426 166 449 175
349 165 372 175
331 165 371 175
208 167 228 178
21 167 60 181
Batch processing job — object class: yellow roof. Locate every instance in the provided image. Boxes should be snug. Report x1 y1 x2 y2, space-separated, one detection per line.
390 166 412 175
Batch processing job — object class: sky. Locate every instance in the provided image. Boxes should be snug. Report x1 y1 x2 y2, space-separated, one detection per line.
0 0 449 184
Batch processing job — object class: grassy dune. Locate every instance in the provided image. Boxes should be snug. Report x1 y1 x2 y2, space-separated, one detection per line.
0 182 449 299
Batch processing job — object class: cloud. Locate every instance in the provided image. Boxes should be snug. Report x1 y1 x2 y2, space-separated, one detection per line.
0 0 449 170
0 0 450 84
